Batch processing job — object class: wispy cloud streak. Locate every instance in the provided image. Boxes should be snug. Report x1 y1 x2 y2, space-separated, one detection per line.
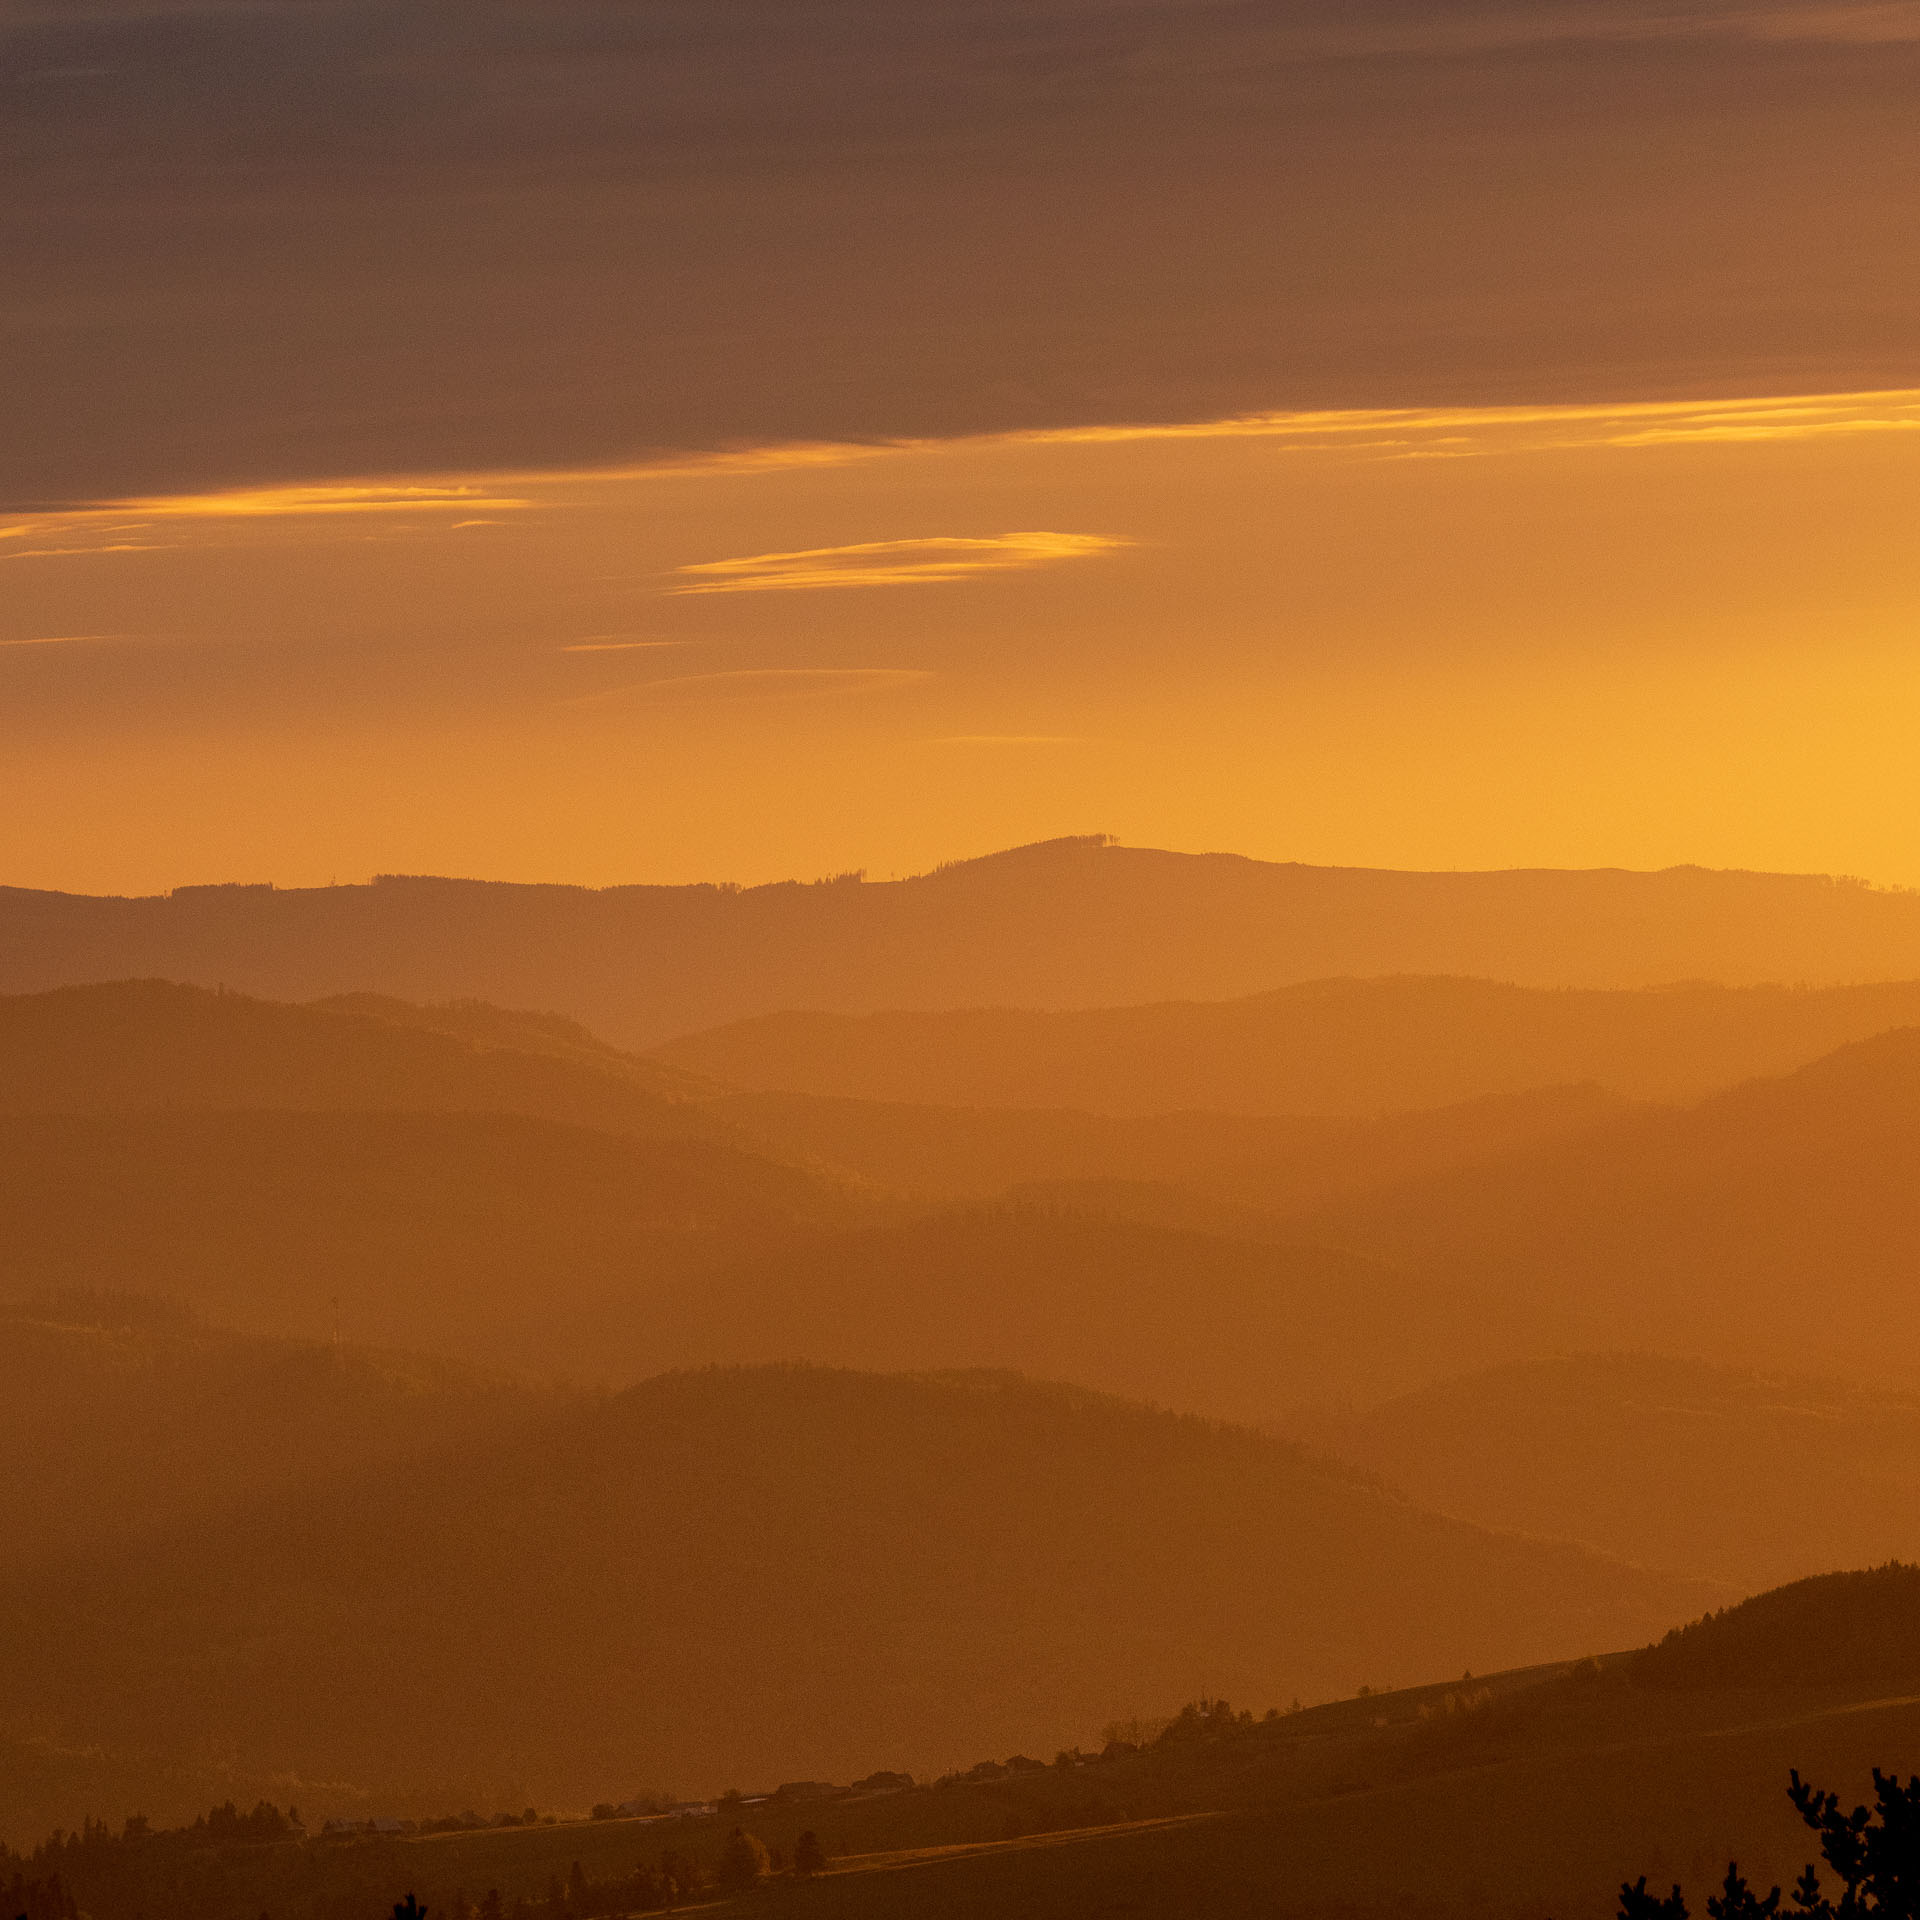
559 638 686 653
1010 390 1920 458
0 543 174 561
567 667 932 705
0 633 126 648
116 483 534 520
670 532 1125 595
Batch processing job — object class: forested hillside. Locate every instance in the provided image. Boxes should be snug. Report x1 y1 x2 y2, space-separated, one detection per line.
0 1294 557 1568
0 1366 1710 1836
11 1568 1920 1920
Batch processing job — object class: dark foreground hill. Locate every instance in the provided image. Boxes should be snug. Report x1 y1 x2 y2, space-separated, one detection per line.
1282 1355 1920 1592
658 975 1920 1115
1296 1026 1920 1383
9 841 1920 1046
15 1569 1920 1920
0 1366 1710 1839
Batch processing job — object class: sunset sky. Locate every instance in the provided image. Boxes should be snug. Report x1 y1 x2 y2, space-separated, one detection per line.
5 0 1918 894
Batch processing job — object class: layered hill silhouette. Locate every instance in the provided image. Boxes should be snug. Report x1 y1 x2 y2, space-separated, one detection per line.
1283 1356 1920 1592
648 1210 1508 1419
707 1082 1631 1203
0 1364 1711 1840
0 1109 862 1368
9 979 1920 1408
0 975 1556 1402
0 1093 1543 1408
9 840 1920 1045
0 980 724 1138
660 975 1920 1115
1294 1026 1920 1382
0 980 873 1365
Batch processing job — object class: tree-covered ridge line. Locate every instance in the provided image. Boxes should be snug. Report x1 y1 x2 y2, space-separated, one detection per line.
0 1698 1349 1920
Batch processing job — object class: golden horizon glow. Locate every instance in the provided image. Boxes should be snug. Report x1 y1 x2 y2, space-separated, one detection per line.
7 380 1920 896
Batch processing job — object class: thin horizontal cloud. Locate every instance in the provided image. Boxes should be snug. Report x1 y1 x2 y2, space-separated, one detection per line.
113 482 534 520
1010 389 1920 459
559 638 686 653
1751 2 1920 40
670 532 1126 595
568 667 933 704
1253 0 1920 55
0 543 174 560
0 633 126 648
18 390 1915 558
939 734 1085 745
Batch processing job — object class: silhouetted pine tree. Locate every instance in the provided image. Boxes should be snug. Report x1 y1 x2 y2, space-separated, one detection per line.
1620 1877 1689 1919
1706 1866 1780 1918
1621 1770 1920 1918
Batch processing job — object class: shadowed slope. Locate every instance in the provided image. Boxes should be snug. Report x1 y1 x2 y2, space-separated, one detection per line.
1298 1027 1920 1382
0 1367 1712 1831
1283 1356 1920 1591
1634 1563 1920 1693
311 991 723 1100
0 1293 558 1570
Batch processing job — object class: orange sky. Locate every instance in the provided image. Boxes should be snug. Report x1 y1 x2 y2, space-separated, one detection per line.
5 389 1919 894
6 2 1919 896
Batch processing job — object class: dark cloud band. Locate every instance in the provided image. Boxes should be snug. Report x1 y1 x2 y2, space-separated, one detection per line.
5 0 1916 503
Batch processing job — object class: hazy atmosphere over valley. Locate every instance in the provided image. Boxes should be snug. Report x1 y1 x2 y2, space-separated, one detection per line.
5 5 1920 1920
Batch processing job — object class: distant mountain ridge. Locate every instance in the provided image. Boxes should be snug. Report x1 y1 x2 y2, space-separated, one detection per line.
8 839 1920 1045
661 976 1920 1114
